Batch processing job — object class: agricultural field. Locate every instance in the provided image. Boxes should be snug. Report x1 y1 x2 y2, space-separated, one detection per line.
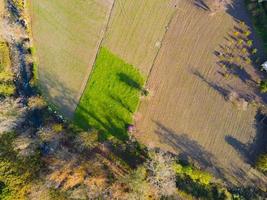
74 48 145 141
29 0 113 117
103 0 179 75
135 0 267 187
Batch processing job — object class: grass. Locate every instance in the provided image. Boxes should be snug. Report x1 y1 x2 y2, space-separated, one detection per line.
0 41 15 96
29 0 113 116
0 42 11 71
74 48 145 141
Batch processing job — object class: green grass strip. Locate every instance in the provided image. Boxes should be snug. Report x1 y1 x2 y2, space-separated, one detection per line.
74 47 145 141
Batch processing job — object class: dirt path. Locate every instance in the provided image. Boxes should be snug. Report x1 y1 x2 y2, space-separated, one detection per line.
135 0 267 187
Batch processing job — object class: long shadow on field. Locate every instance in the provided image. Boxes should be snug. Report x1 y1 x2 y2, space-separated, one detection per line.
117 73 143 91
153 121 228 182
194 0 210 11
225 110 267 165
74 104 129 141
192 69 230 98
39 70 77 118
154 121 267 186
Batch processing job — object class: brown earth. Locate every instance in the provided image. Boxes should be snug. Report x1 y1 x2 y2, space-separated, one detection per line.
135 0 267 188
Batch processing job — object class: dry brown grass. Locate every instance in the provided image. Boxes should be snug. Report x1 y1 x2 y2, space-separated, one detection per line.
29 0 114 117
103 0 179 75
135 0 267 188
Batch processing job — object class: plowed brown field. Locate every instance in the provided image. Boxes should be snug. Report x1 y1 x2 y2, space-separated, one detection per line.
135 0 267 187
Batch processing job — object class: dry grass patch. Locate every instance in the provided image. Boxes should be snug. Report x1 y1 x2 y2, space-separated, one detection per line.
103 0 178 75
29 0 113 117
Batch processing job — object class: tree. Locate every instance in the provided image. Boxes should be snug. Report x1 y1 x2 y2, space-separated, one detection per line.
255 154 267 173
146 150 177 198
260 80 267 93
208 0 232 15
120 166 152 200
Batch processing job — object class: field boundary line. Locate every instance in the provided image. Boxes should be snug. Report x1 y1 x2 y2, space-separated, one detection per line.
73 0 116 116
145 7 178 85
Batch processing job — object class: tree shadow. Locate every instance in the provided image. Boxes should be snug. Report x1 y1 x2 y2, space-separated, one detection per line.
225 109 267 165
191 69 230 98
117 72 142 91
153 121 267 187
74 104 129 141
193 0 210 11
38 70 78 118
217 59 254 84
108 93 133 113
153 121 228 182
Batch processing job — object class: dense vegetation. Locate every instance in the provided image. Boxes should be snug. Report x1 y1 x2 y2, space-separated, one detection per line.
74 47 145 141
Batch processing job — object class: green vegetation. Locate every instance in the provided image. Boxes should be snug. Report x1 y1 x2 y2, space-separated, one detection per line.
255 153 267 173
75 48 145 141
260 80 267 93
0 41 15 97
246 0 267 50
0 42 11 71
30 0 112 116
173 162 231 199
0 132 42 200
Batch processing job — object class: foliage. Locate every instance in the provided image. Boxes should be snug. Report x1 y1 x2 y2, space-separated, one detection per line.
121 167 152 200
0 72 13 82
146 150 177 198
173 161 232 199
0 84 15 96
0 41 15 97
0 132 42 200
27 96 47 109
260 80 267 93
51 123 63 133
74 47 145 141
173 163 212 185
246 0 267 50
255 153 267 173
0 42 11 71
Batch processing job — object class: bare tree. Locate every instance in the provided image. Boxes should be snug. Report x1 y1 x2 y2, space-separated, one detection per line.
146 150 177 198
208 0 232 15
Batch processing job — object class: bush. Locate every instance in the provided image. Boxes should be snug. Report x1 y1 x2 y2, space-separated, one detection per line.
0 72 14 82
0 84 15 96
121 167 152 199
260 80 267 93
28 96 47 109
255 153 267 173
146 151 177 198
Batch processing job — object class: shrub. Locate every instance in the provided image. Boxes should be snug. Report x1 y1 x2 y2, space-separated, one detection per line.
28 96 46 109
121 167 152 199
0 72 14 82
146 151 177 198
173 163 212 185
260 80 267 93
0 84 15 96
52 124 63 133
255 153 267 173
